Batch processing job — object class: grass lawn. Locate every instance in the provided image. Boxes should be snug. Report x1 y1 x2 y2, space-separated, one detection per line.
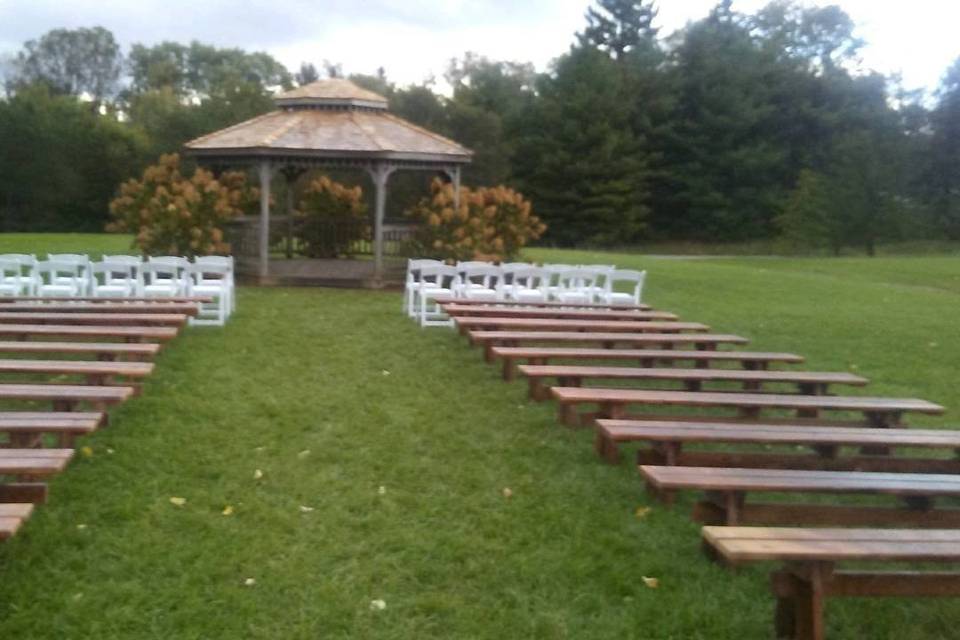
0 237 956 638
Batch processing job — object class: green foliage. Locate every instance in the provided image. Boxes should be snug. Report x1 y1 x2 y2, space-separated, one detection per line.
294 175 368 258
0 84 147 231
8 26 123 103
928 57 960 239
777 169 839 252
406 178 545 261
107 153 257 256
577 0 660 60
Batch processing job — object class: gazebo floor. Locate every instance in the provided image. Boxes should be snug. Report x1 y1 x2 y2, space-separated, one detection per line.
236 258 406 290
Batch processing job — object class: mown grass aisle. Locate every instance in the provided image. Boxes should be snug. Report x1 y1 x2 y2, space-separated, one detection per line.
0 251 956 638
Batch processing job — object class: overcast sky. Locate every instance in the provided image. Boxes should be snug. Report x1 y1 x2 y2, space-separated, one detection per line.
0 0 957 95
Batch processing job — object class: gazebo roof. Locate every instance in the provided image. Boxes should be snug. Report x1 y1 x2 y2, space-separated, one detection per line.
184 79 472 165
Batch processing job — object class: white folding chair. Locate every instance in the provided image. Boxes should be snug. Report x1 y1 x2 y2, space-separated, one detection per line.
580 264 616 301
0 254 38 295
90 261 139 297
47 254 91 295
102 255 145 297
36 260 84 297
194 256 236 314
496 262 533 297
599 269 647 305
541 263 575 299
186 261 230 326
456 265 502 301
416 264 459 328
143 256 189 297
403 259 443 318
0 259 30 296
551 268 598 305
503 266 549 303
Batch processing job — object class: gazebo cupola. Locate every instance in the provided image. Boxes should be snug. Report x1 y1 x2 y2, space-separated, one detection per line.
184 78 472 285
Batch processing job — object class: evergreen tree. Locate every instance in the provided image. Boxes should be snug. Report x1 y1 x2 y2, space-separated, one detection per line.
578 0 659 61
928 58 960 238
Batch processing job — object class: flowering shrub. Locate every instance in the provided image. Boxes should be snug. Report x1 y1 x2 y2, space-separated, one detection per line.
406 179 545 261
294 175 368 258
107 153 257 256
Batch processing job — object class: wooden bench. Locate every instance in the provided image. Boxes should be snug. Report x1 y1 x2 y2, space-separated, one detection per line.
0 411 103 447
455 317 708 336
0 448 75 480
549 387 944 428
0 324 177 343
430 296 650 311
0 296 213 304
0 340 160 361
440 303 676 322
0 503 35 541
702 526 960 640
640 464 960 527
0 312 188 326
519 365 867 401
595 418 960 472
0 383 134 412
468 331 749 363
0 303 200 316
491 347 805 381
0 358 154 392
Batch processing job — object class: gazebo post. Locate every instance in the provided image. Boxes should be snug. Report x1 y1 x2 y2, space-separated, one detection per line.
452 165 462 209
258 160 272 280
368 163 396 284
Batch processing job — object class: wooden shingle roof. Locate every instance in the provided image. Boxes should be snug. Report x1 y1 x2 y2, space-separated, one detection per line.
184 79 471 165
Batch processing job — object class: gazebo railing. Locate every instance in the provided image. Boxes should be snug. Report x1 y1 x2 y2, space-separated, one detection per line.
224 216 419 263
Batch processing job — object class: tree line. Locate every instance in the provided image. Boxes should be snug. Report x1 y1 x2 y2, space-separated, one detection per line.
0 0 958 254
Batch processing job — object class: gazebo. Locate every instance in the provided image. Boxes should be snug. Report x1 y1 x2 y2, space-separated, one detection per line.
183 79 472 286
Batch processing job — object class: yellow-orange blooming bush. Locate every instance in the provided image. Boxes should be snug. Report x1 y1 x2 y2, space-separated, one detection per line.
406 179 545 261
107 153 257 256
295 175 368 258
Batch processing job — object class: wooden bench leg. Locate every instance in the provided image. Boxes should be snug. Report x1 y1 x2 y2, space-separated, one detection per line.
558 403 579 427
861 411 900 456
594 431 620 464
502 358 516 381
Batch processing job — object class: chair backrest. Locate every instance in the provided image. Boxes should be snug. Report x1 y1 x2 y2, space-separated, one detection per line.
102 255 142 267
187 261 230 283
92 260 138 282
194 256 234 270
511 266 548 290
456 261 491 270
37 260 81 283
418 264 459 289
608 269 646 298
47 254 89 276
460 265 501 290
557 268 598 290
406 259 443 283
0 258 23 279
0 254 37 268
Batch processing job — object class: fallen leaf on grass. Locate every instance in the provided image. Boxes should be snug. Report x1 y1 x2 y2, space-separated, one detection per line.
106 448 115 455
377 485 387 495
299 505 314 513
381 370 391 376
80 446 93 458
76 523 88 530
369 599 386 611
244 578 256 586
253 469 264 480
635 507 651 519
642 576 659 589
222 505 234 516
502 487 513 499
297 449 311 459
169 497 187 507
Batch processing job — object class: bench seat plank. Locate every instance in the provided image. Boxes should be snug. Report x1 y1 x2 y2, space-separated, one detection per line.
0 324 177 341
0 448 74 475
0 504 34 540
595 419 960 471
430 297 649 310
470 331 749 363
520 365 866 400
455 317 708 333
0 341 160 360
0 303 200 316
0 312 187 326
441 304 676 321
0 383 133 405
0 296 212 304
0 359 154 378
551 387 943 427
491 347 804 381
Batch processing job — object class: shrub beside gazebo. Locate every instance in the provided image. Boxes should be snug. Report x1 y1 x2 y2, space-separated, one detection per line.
182 79 472 287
